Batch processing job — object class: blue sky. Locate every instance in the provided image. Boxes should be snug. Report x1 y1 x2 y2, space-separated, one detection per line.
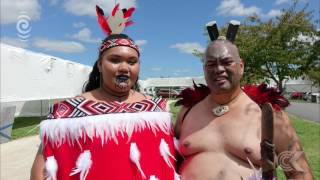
1 0 319 80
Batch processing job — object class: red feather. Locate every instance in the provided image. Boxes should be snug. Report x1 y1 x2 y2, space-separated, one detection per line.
96 5 111 35
125 21 134 27
123 7 135 18
111 3 120 16
175 82 289 111
243 83 289 111
175 82 210 107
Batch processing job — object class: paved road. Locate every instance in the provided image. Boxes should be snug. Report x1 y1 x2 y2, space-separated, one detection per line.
286 102 320 123
0 135 40 180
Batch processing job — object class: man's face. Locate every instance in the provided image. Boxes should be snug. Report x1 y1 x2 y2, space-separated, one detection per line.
203 41 244 94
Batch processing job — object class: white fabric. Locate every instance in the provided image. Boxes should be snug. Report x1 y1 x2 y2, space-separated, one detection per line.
0 43 92 102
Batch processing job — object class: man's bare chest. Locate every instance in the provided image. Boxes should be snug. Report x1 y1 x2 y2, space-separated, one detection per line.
180 111 262 164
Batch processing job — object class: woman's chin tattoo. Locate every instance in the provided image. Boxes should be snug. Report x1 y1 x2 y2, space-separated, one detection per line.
115 75 130 90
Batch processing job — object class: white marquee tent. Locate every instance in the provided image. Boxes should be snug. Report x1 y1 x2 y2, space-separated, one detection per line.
0 43 92 142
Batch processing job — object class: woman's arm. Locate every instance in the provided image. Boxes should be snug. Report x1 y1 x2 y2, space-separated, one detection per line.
30 144 45 180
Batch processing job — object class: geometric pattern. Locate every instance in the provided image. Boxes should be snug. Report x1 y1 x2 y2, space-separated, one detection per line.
47 97 167 119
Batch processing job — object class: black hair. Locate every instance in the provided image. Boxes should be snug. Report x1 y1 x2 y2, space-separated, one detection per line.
83 34 139 92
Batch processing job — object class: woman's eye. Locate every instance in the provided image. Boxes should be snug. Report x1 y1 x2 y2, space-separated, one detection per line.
109 58 120 63
128 61 137 65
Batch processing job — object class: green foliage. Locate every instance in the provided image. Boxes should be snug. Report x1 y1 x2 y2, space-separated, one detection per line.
304 37 320 86
236 1 317 90
197 1 318 90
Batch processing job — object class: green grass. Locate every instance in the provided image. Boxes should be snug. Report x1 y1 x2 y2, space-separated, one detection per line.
169 100 180 125
276 115 320 179
11 117 42 139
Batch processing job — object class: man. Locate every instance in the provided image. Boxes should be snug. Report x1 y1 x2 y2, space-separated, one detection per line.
174 36 313 179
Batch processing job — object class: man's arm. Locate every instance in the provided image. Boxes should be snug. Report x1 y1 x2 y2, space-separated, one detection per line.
273 111 313 179
30 144 45 180
174 106 188 139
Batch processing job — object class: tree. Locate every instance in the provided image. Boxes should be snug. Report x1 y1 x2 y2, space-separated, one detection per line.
195 1 318 91
304 33 320 86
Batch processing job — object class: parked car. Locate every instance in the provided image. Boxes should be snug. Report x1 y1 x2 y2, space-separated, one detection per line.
303 92 320 103
290 92 303 99
156 89 179 98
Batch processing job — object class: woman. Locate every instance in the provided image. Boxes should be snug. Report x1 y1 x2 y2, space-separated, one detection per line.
31 4 177 180
31 33 177 180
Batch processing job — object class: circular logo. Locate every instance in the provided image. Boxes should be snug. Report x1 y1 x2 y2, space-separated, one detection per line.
278 151 294 171
16 12 32 41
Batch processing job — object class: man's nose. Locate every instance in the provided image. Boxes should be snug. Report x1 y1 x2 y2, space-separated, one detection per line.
214 63 225 74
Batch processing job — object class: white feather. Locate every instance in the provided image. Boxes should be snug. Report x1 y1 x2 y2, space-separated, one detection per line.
149 175 159 180
174 172 181 180
45 156 58 180
107 8 125 34
160 139 176 169
70 150 92 180
40 112 171 148
130 143 146 179
247 157 262 180
173 137 180 154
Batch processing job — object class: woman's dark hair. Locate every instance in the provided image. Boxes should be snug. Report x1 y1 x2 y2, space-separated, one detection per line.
83 34 139 92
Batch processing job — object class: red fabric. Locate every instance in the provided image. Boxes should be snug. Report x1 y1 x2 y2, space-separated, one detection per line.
42 98 176 180
99 38 139 55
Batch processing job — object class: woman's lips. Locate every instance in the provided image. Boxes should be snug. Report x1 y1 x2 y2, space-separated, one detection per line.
116 75 129 82
115 75 130 89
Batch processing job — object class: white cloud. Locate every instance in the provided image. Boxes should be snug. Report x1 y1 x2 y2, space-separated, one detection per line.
171 68 191 76
73 22 86 28
48 0 60 5
150 67 162 72
170 43 205 54
69 28 100 43
135 40 147 46
275 0 289 5
265 9 282 18
1 37 28 48
63 0 137 17
1 0 41 25
33 38 85 53
217 0 261 17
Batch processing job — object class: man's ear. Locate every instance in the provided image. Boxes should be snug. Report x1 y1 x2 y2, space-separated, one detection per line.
239 58 244 76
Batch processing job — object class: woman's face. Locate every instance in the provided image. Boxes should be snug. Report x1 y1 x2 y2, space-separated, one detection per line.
98 46 140 95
